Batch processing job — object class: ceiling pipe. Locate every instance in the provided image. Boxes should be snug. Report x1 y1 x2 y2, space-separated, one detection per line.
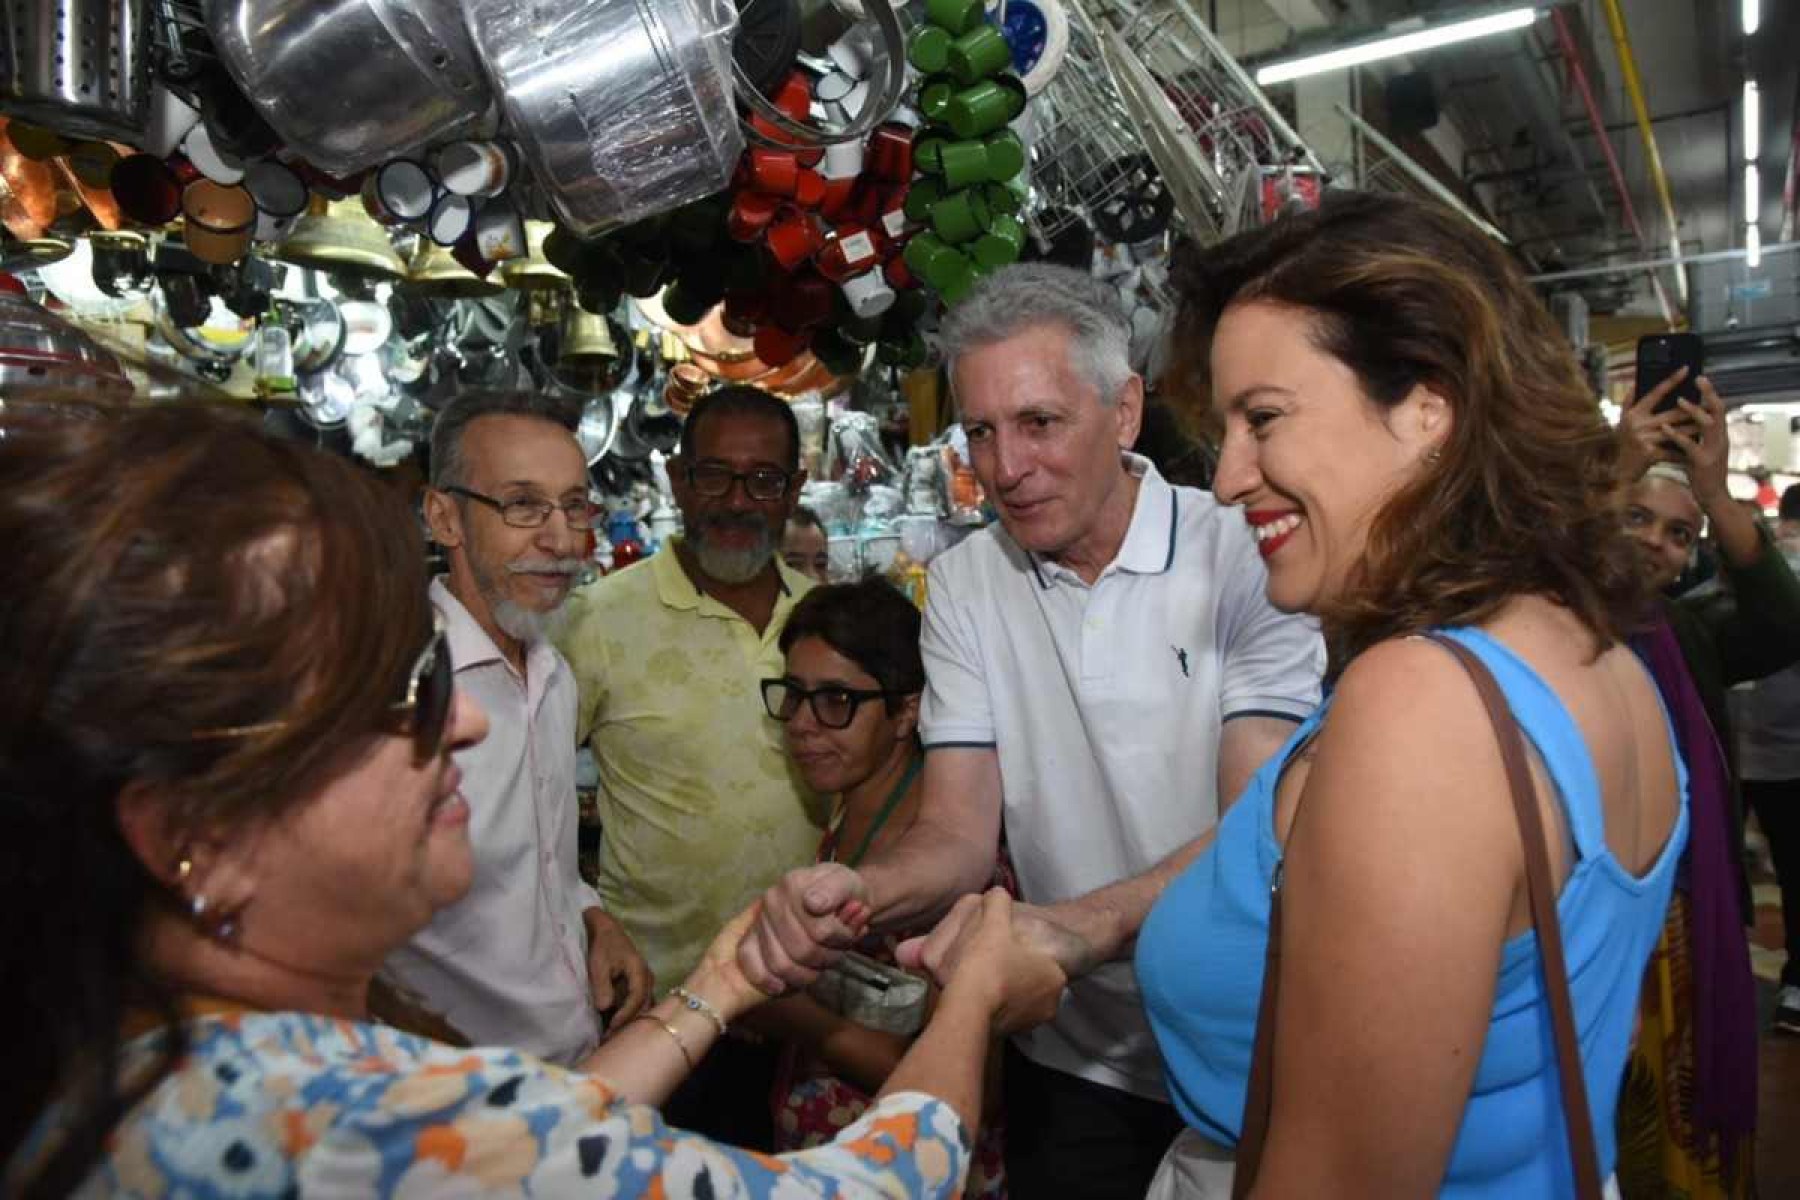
1548 8 1677 328
1782 74 1798 243
1597 0 1687 307
1526 238 1799 284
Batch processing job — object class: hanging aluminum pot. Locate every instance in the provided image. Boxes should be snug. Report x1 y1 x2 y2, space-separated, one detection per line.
205 0 491 175
462 0 743 235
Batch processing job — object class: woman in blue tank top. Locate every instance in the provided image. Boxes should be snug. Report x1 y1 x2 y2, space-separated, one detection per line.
1131 193 1689 1197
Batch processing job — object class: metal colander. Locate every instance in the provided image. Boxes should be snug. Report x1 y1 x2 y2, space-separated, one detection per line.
1 0 150 141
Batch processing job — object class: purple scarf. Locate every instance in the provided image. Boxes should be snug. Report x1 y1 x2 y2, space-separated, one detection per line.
1632 617 1758 1138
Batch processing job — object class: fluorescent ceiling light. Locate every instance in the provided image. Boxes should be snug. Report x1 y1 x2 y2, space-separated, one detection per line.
1746 223 1761 269
1743 0 1760 35
1255 7 1539 85
1744 81 1760 161
1746 163 1760 212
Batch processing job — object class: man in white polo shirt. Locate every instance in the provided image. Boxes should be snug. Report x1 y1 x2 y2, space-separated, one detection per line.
742 264 1324 1199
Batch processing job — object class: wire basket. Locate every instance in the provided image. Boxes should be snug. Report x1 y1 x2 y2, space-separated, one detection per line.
1025 0 1320 248
1 0 150 141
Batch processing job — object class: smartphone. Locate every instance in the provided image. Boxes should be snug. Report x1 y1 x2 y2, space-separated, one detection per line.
1634 333 1704 414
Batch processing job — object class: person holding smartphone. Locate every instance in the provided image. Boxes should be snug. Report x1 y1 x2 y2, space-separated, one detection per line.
1614 368 1800 1198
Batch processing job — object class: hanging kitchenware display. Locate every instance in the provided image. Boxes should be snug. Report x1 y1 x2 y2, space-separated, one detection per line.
87 228 152 296
107 151 183 225
893 1 1032 312
153 282 255 377
297 368 356 429
0 0 151 143
179 176 256 263
731 0 800 96
999 0 1068 96
287 296 347 374
406 237 504 298
204 0 492 176
362 159 435 226
274 196 407 279
242 157 308 240
0 116 61 239
463 0 743 236
734 0 906 150
0 271 134 402
432 138 514 198
575 393 619 465
338 295 393 357
498 220 571 291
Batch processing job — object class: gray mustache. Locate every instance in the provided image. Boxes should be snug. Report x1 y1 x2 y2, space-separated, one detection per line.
507 558 585 575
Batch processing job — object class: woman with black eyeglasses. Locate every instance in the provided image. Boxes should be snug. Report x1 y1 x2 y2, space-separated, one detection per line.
758 579 1017 1199
0 407 1065 1200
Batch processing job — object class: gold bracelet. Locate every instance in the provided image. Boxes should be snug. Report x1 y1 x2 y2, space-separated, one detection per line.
669 986 728 1037
631 1014 695 1069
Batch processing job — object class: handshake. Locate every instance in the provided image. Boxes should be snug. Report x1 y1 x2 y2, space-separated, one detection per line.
731 862 1099 1034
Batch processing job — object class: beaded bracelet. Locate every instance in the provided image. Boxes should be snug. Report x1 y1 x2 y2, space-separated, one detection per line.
631 1014 695 1069
670 986 729 1037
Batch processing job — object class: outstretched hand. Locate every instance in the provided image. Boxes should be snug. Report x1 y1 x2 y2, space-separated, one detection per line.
896 892 1086 1034
737 862 873 995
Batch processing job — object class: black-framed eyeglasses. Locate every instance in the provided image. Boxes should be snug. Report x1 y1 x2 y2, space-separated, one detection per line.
761 678 901 729
445 486 597 530
687 463 792 502
192 618 456 764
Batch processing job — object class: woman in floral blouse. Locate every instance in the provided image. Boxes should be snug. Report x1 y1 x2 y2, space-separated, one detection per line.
0 407 1065 1199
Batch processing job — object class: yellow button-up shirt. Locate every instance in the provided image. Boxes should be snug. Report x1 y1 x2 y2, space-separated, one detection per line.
555 545 825 989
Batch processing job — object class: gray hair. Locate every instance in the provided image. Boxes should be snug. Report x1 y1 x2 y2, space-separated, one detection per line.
429 390 574 489
937 263 1133 405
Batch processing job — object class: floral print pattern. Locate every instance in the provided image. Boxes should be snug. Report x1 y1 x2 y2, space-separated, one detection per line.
38 1011 970 1199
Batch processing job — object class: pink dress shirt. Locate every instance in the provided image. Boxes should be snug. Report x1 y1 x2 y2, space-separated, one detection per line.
379 579 603 1065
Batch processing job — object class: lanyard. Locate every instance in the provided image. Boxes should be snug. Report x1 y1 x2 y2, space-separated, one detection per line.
830 754 923 869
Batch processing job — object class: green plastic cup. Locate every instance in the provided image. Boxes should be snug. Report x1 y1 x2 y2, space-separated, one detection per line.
947 25 1013 85
926 0 985 35
973 214 1025 269
938 138 991 189
919 77 958 124
904 177 944 222
929 187 991 245
983 129 1026 180
907 25 952 74
946 80 1013 139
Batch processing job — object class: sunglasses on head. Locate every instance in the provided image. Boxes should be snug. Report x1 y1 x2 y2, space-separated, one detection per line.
192 616 455 764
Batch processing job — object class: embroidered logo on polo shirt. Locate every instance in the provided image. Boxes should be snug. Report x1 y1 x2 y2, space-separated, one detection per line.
1171 645 1190 678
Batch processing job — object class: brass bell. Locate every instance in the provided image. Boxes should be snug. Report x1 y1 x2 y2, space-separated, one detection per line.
406 239 504 298
273 196 406 280
559 307 618 364
2 233 73 270
500 221 572 292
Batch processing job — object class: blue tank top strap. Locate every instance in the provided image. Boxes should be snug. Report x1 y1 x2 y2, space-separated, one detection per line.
1428 626 1607 861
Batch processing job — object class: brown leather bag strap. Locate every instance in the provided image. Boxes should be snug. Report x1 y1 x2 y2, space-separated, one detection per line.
1424 633 1603 1199
1231 633 1603 1200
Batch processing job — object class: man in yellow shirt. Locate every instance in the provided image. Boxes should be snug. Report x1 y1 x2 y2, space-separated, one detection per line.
557 385 824 1149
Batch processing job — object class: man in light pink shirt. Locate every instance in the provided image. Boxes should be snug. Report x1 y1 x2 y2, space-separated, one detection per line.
380 390 650 1066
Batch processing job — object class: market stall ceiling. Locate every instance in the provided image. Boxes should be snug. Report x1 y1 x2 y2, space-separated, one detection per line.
1208 0 1797 327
